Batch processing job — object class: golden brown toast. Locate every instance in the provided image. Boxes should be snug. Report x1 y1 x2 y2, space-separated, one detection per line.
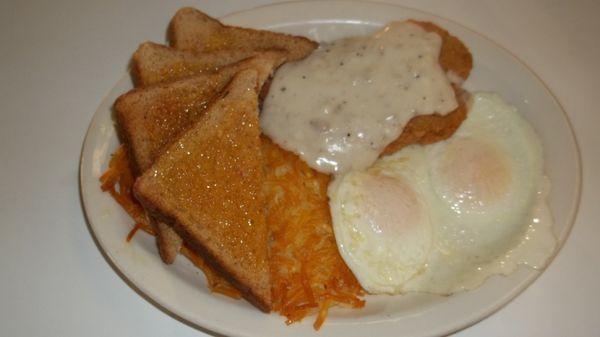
128 14 300 264
115 51 286 176
134 69 272 311
115 51 285 263
132 42 265 87
168 7 317 61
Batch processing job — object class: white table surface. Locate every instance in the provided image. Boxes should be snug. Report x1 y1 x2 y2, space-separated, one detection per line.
1 0 598 336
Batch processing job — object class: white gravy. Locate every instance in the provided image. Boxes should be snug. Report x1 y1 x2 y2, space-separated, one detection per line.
261 21 458 174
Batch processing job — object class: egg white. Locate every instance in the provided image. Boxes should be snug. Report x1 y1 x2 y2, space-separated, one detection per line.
329 92 557 295
328 147 433 293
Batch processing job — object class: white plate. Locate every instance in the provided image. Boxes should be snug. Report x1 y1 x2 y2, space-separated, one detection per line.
79 1 581 336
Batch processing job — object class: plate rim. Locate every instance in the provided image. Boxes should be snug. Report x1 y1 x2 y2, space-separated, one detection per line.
79 1 582 336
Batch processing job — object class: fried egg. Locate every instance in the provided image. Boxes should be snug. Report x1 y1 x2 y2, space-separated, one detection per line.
328 92 557 295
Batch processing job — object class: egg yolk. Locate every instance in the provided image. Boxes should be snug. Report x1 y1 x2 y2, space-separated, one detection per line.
436 138 511 214
359 173 424 236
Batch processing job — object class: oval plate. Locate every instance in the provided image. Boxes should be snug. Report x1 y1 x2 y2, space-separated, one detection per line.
80 1 581 336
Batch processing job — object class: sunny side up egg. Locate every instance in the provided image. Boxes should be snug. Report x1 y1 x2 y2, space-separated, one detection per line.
328 92 557 295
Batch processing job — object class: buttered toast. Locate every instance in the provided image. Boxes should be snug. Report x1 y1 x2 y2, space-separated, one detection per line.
115 52 285 175
134 69 272 311
133 7 316 263
132 42 265 87
115 52 285 262
168 7 317 61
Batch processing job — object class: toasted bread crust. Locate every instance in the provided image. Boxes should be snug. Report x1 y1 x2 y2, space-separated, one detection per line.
152 219 182 263
168 7 317 61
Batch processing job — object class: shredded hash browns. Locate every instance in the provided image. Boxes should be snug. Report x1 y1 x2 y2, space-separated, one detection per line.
261 136 365 329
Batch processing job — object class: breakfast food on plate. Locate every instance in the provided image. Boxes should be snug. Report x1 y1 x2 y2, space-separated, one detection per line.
410 20 472 81
261 20 471 174
100 6 557 330
381 20 471 156
100 146 243 298
142 9 317 263
328 92 556 294
115 52 286 175
132 42 263 86
169 7 318 61
116 52 285 262
134 69 272 310
262 136 365 327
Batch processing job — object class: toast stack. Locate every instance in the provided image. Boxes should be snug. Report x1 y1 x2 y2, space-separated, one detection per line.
112 7 317 311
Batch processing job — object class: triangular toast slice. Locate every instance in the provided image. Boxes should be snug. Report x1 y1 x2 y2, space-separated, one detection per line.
115 51 285 263
134 69 272 311
168 7 317 61
132 42 264 86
